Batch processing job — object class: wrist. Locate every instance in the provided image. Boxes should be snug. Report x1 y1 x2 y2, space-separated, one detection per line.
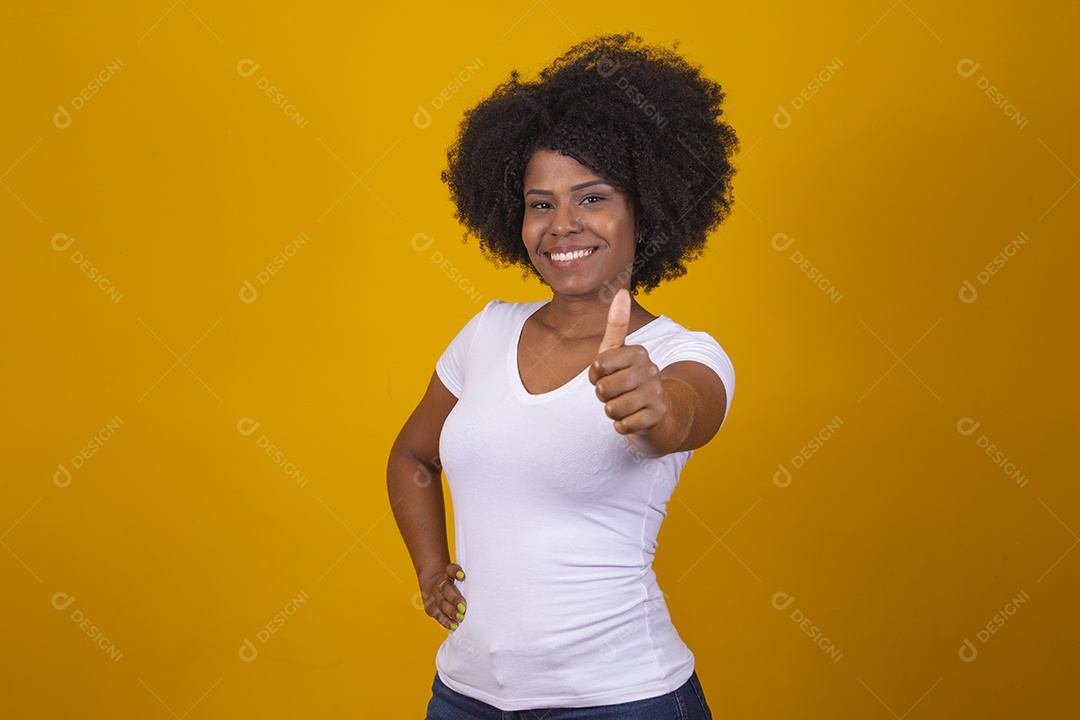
629 378 697 457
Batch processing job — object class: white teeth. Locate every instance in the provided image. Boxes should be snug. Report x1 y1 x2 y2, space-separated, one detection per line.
549 247 595 262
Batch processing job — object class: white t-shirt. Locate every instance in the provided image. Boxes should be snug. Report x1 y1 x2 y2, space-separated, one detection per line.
433 298 735 711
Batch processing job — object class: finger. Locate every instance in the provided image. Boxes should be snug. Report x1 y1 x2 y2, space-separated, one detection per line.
446 563 465 582
444 564 467 618
430 587 461 630
598 288 630 354
424 591 453 629
589 345 641 385
440 590 466 621
612 405 665 435
418 571 459 630
602 389 654 425
441 597 462 623
592 349 655 396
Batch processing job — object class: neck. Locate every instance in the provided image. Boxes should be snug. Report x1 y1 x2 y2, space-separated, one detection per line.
539 288 650 340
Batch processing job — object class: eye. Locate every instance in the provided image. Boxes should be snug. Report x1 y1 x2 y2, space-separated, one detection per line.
581 195 605 204
529 200 553 210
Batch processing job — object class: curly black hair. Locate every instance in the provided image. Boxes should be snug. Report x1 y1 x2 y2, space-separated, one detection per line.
441 32 739 294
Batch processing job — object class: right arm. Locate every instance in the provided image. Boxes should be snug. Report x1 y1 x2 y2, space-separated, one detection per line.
386 370 469 631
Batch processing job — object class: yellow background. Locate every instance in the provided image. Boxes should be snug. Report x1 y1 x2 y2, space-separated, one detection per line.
3 1 1078 717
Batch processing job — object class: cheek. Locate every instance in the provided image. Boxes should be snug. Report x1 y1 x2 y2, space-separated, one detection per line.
520 219 538 248
598 201 633 234
598 214 634 253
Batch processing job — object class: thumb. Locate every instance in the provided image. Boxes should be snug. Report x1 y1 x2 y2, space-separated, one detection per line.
598 288 630 353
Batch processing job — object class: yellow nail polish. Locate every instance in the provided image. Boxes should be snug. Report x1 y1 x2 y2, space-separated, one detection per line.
450 622 458 630
457 603 466 613
455 612 464 620
456 570 464 580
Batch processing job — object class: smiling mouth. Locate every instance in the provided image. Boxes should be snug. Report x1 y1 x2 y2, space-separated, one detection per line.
546 247 597 262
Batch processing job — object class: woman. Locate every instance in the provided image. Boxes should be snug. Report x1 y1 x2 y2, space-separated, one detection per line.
387 33 739 719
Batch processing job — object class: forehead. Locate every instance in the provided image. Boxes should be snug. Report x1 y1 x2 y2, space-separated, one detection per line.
523 149 602 186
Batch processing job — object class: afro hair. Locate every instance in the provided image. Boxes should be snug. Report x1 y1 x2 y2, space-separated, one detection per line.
442 32 739 294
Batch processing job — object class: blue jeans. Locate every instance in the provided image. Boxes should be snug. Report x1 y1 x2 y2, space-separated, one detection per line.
424 670 713 719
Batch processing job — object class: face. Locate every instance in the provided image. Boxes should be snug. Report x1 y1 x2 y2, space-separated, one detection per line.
521 149 637 299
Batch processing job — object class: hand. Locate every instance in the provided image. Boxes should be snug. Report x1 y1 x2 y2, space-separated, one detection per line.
588 288 667 437
419 563 468 631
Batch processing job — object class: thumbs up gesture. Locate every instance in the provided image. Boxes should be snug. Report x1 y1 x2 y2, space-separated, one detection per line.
589 288 668 440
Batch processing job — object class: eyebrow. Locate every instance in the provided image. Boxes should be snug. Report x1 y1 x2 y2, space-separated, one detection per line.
525 179 609 196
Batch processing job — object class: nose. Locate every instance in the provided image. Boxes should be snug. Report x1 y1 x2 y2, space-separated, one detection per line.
549 200 582 237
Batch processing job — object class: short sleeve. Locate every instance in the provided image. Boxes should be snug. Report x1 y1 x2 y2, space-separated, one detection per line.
434 300 501 398
656 328 735 429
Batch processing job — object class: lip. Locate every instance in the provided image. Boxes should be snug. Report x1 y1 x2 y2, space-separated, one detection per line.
543 245 598 269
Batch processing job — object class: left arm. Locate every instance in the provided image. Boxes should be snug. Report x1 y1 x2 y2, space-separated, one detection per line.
591 355 728 458
588 289 728 458
651 361 728 455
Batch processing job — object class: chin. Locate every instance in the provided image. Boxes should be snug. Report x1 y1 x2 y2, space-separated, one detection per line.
549 280 606 298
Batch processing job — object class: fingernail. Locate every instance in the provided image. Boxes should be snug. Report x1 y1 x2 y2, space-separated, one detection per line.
457 603 466 613
455 570 464 580
450 622 458 630
455 612 464 620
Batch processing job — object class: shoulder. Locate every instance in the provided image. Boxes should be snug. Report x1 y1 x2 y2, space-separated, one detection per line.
471 298 547 324
446 298 546 336
634 315 734 382
635 315 726 353
641 315 736 426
